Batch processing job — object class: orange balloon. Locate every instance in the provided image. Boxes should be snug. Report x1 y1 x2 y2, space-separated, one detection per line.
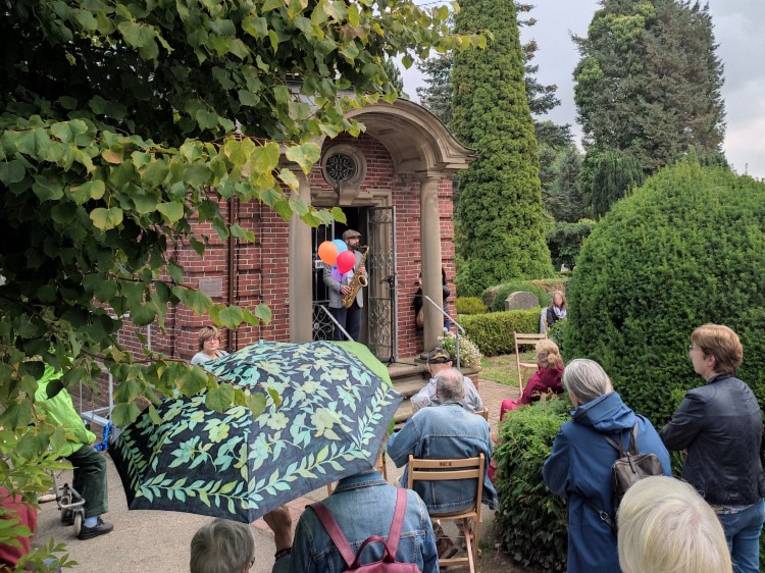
318 241 338 265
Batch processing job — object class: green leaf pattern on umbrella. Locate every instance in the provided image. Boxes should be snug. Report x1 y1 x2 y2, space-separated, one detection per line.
111 342 400 521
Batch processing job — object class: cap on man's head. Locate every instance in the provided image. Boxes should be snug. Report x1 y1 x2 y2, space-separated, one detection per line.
426 348 452 365
342 229 362 241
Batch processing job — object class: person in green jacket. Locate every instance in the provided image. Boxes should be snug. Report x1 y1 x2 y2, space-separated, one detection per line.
35 366 113 540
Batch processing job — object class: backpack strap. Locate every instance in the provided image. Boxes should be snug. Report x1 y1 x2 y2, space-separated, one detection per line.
386 488 408 556
310 502 357 568
604 423 639 457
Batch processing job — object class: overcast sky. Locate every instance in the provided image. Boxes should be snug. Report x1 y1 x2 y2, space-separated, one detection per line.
399 0 765 178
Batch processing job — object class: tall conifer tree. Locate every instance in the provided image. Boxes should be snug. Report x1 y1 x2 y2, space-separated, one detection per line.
451 0 552 294
574 0 726 173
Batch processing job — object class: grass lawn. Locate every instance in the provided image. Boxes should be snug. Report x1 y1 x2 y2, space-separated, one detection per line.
479 351 536 388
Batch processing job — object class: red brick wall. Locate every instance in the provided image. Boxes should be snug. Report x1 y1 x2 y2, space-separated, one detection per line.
118 133 458 361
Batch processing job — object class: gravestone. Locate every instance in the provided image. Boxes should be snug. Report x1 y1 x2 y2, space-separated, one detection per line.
504 291 539 310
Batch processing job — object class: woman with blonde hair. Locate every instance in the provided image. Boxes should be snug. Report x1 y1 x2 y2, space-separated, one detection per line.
500 339 564 420
191 326 228 365
618 476 732 573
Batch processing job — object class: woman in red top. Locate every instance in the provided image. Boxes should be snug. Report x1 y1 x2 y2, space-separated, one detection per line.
500 339 564 420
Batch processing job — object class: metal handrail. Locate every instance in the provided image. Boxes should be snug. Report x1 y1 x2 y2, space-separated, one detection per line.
317 304 353 341
422 295 465 369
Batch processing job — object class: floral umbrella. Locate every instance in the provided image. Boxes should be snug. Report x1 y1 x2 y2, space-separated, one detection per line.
110 341 401 522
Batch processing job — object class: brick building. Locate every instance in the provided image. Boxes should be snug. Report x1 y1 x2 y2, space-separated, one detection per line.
118 100 473 364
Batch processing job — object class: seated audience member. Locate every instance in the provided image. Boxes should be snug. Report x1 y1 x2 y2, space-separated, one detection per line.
0 488 37 572
543 359 671 573
500 339 564 419
264 465 438 572
191 326 229 365
35 366 112 540
617 476 732 573
545 290 567 329
410 348 483 414
387 374 497 558
190 519 255 573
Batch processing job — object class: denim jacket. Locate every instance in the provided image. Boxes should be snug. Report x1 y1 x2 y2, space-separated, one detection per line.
272 471 438 573
387 403 498 514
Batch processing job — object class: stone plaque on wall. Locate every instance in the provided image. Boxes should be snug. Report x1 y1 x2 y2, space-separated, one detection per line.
504 291 539 310
198 277 224 298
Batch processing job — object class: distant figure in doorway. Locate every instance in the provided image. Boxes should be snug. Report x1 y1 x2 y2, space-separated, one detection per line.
191 326 228 365
323 229 367 341
414 267 452 331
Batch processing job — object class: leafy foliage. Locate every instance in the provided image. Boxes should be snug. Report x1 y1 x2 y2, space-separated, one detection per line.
438 331 482 370
543 143 588 223
494 398 569 572
578 148 645 218
458 309 539 356
574 0 725 173
546 220 595 270
564 161 765 427
0 0 480 557
454 296 487 315
452 0 552 294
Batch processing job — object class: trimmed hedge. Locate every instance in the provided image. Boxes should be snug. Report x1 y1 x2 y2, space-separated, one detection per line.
494 398 569 572
482 280 551 312
565 161 765 426
455 296 487 315
458 308 539 356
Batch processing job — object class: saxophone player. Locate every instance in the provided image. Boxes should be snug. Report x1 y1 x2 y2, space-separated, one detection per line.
322 229 367 341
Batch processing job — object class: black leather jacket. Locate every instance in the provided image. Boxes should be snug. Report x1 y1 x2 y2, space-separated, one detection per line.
661 374 765 505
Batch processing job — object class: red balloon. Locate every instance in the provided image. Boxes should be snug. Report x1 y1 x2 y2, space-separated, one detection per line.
318 241 338 265
336 250 356 274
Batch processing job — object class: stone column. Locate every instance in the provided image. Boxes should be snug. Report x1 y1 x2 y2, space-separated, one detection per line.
419 174 444 352
288 172 313 342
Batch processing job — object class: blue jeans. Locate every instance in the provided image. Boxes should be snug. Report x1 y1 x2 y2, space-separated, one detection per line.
717 499 765 573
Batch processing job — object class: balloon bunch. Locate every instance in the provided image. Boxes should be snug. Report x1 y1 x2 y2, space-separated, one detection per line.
318 240 356 274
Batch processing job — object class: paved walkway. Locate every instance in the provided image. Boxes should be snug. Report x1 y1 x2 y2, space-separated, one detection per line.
35 378 519 572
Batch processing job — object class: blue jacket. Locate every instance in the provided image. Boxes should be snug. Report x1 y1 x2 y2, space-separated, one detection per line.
543 392 671 573
387 403 498 514
273 471 438 573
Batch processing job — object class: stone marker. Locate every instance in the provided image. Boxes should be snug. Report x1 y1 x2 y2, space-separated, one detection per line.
504 291 539 310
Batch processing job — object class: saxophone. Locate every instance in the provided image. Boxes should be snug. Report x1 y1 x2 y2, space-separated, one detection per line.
341 246 369 308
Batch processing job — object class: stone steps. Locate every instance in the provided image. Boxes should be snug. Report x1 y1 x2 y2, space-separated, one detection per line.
387 362 429 424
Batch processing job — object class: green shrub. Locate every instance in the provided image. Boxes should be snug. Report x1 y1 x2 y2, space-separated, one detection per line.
529 277 568 294
458 308 539 356
438 331 482 369
565 160 765 427
546 220 595 270
482 280 551 312
455 296 487 315
494 398 569 572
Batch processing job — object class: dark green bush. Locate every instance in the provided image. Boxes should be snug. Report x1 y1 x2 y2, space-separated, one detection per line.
546 220 595 270
565 160 765 427
455 296 487 315
494 398 569 572
458 308 539 356
482 280 551 312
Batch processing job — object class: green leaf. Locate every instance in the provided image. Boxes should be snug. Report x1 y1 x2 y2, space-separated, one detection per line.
218 306 243 329
111 402 142 427
32 176 64 202
285 142 321 174
101 148 123 164
262 0 284 12
206 383 235 413
242 16 268 39
273 85 290 104
141 160 169 187
180 367 208 395
118 21 155 49
330 206 347 223
230 224 255 242
238 90 260 107
132 303 157 326
69 180 105 204
90 207 123 230
252 142 281 174
157 201 184 224
0 159 26 185
254 304 272 324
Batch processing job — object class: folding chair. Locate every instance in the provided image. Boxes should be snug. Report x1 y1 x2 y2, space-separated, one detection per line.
475 408 489 421
407 453 485 573
514 331 547 394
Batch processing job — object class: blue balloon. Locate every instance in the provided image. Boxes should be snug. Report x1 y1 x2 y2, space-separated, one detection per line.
332 239 348 253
